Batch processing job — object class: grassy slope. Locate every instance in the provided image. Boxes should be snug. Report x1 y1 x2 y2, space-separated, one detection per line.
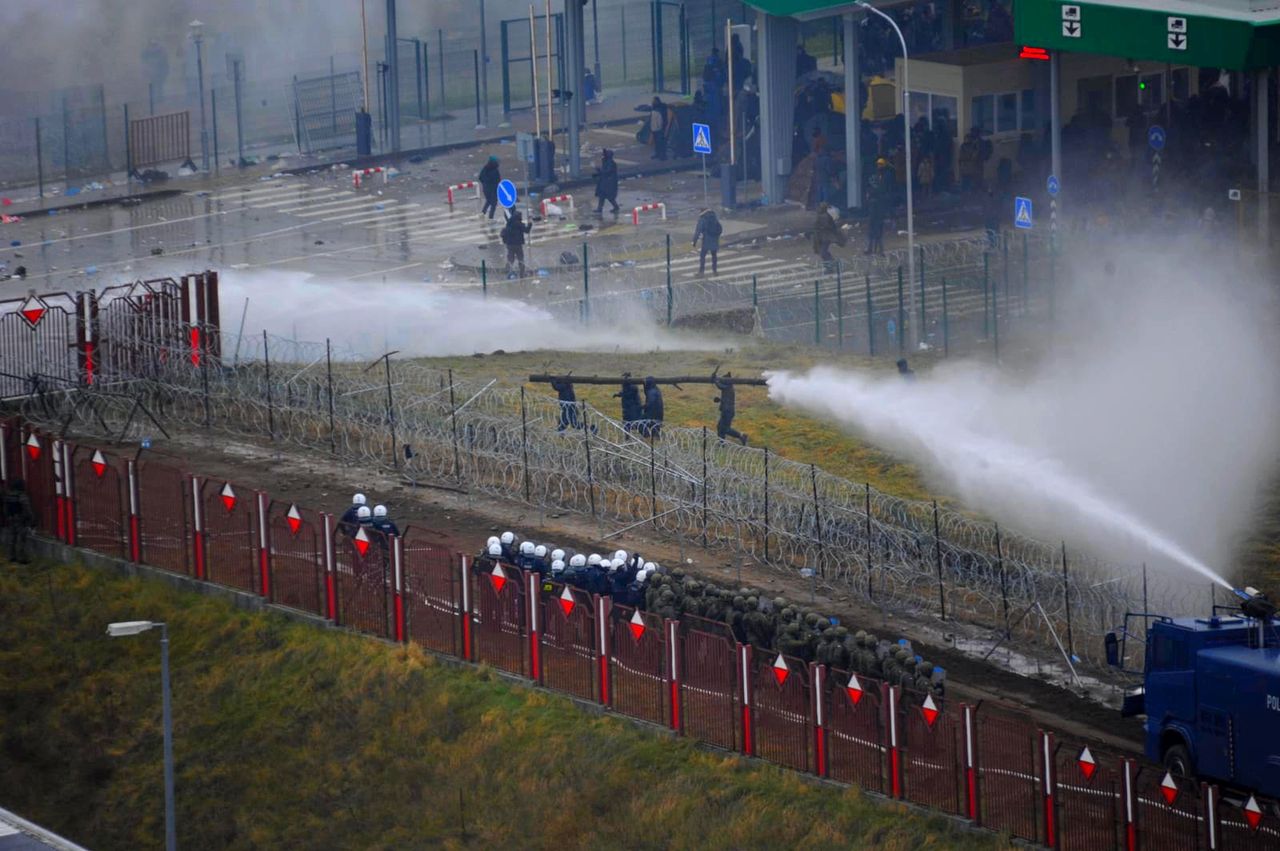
0 558 1010 851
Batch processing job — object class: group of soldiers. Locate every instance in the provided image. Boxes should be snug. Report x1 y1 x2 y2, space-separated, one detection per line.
337 492 402 540
480 531 945 698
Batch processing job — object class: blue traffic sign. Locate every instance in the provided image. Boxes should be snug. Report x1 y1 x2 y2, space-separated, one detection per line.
692 122 712 155
1046 174 1060 197
1147 125 1166 151
1014 196 1033 230
497 179 518 208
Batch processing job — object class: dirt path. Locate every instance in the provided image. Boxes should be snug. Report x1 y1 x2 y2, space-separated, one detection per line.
125 428 1144 755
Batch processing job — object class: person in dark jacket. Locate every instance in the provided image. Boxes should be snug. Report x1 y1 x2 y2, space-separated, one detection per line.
371 504 400 537
615 373 643 432
650 97 669 160
593 149 620 214
897 358 916 381
812 202 846 266
550 377 579 430
338 492 367 538
712 371 748 445
501 209 533 277
641 376 664 439
3 479 34 564
692 208 722 276
478 156 502 219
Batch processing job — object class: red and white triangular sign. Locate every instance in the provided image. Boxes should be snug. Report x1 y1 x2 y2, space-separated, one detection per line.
25 433 40 460
219 482 236 512
921 694 939 727
1160 772 1178 805
353 526 371 558
489 563 508 594
628 610 646 641
286 504 302 535
846 673 864 706
18 294 47 329
1244 795 1263 831
558 586 576 617
771 653 790 687
1077 747 1097 781
91 449 107 478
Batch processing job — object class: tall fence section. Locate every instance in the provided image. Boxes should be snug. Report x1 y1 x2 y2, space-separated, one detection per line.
1 415 1276 851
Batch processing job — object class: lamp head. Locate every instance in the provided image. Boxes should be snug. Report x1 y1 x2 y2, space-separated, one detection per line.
107 620 157 637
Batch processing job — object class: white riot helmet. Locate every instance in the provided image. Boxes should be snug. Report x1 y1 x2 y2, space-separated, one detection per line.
607 559 619 573
488 542 503 557
352 493 367 506
551 559 566 574
639 567 652 582
357 506 372 520
487 536 500 549
587 554 603 566
643 561 657 573
613 549 628 563
569 554 587 568
373 504 388 518
519 541 536 556
550 548 566 563
534 544 548 559
500 531 516 545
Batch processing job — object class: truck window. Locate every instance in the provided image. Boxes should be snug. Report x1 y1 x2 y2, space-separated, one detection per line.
1150 634 1188 670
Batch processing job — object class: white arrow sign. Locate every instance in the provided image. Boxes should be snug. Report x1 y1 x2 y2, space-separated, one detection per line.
1167 32 1187 50
1063 20 1082 37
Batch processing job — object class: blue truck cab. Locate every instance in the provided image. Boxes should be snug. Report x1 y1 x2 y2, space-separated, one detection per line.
1126 614 1280 799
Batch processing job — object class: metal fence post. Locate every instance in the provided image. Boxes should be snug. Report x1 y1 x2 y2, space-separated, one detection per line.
1048 239 1056 322
34 117 44 199
941 275 949 357
211 89 219 176
932 499 945 619
621 7 628 81
810 464 823 577
995 522 1009 637
123 105 131 185
982 251 990 338
864 273 874 356
437 29 446 108
701 425 708 547
424 37 432 119
583 242 590 323
233 59 245 167
762 446 770 561
896 266 905 355
752 274 758 308
918 245 926 344
993 277 1001 363
835 263 843 348
325 338 336 454
864 483 873 599
481 259 487 298
473 49 482 126
813 280 820 346
1002 231 1010 318
61 95 69 189
263 330 274 438
666 233 673 325
649 436 657 521
1022 232 1029 312
520 386 531 502
580 401 597 518
1061 541 1074 658
448 368 461 481
383 355 397 468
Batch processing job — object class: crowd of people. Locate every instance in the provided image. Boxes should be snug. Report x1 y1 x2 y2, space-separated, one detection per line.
548 371 748 446
477 529 946 697
336 492 402 540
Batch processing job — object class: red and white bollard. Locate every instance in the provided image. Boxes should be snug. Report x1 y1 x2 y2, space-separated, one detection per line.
811 663 827 777
667 618 681 733
631 202 666 225
595 595 611 706
447 180 480 205
126 458 141 562
256 491 270 599
352 167 388 189
392 535 405 642
190 476 206 580
539 193 575 217
739 643 754 756
527 570 541 681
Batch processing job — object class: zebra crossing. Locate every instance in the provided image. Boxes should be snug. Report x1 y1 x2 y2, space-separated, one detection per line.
196 180 588 247
631 247 794 281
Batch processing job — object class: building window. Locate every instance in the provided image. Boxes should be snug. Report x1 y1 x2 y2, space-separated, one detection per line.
909 91 959 136
970 89 1037 134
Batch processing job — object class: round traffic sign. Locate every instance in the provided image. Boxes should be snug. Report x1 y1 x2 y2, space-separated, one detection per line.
497 179 518 208
1047 174 1060 197
1147 125 1166 151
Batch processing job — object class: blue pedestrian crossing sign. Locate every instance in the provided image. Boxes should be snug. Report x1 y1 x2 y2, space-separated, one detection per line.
1014 196 1033 229
497 179 518 208
692 122 712 155
1046 174 1060 197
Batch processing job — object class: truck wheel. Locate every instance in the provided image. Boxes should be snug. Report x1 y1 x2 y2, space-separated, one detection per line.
1163 744 1194 778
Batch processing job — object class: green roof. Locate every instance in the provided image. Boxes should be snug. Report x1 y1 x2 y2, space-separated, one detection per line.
744 0 858 16
1015 0 1280 70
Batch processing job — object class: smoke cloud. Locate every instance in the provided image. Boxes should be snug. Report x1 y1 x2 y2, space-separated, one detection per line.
768 246 1280 587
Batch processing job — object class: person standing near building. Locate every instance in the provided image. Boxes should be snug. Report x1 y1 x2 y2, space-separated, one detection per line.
479 156 502 219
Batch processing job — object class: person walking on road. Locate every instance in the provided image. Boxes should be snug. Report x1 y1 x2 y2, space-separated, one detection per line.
812 202 846 268
479 155 502 219
692 208 723 276
712 371 748 445
594 149 620 214
501 209 533 277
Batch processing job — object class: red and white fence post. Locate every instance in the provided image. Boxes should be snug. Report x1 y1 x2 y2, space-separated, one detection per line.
390 536 404 642
527 570 541 681
631 202 666 225
446 181 480 205
322 513 337 621
256 491 270 599
963 703 979 821
1203 783 1219 850
539 193 574 216
51 438 65 542
60 441 76 545
666 618 681 733
885 682 902 798
190 475 205 580
1042 730 1057 848
595 594 611 706
352 167 388 189
738 643 754 757
126 458 141 562
459 556 472 660
811 663 827 777
1122 758 1137 850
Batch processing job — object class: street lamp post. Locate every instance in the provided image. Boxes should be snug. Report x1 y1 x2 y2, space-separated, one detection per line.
855 1 916 349
190 20 209 172
108 621 175 851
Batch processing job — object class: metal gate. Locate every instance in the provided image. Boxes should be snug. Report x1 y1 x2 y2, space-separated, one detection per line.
127 111 191 172
72 445 127 558
538 582 596 701
824 667 886 792
1131 765 1202 851
292 70 363 154
1054 742 1122 851
976 705 1042 842
499 13 565 116
471 558 527 676
608 604 667 725
135 459 191 575
900 688 963 815
402 528 460 657
0 291 80 399
334 526 391 637
266 500 325 616
751 651 812 772
94 278 191 382
200 479 258 594
651 1 689 95
679 617 739 751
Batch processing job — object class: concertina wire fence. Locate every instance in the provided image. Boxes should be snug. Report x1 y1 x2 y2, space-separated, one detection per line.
18 318 1208 674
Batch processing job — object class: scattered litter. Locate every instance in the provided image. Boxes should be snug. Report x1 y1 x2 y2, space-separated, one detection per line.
194 190 210 197
536 268 549 277
373 204 384 211
314 240 324 245
84 265 98 274
65 187 80 196
408 155 425 164
0 214 22 224
9 240 19 247
150 247 164 256
0 198 10 206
